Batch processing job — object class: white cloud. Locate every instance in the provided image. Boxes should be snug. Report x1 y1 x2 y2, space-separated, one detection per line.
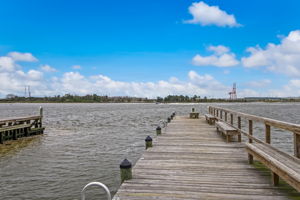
72 65 81 69
207 45 230 55
246 79 272 88
41 65 57 72
192 45 239 67
185 1 240 27
242 30 300 77
0 56 17 72
8 52 38 62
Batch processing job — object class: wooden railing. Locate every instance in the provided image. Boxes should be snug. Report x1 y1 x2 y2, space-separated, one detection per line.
208 106 300 159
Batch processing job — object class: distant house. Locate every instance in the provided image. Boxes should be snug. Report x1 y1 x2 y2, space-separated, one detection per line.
6 94 17 99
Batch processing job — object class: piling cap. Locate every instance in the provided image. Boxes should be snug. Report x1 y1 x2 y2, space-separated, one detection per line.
120 159 132 169
156 126 161 130
167 117 171 121
173 112 176 116
145 136 152 142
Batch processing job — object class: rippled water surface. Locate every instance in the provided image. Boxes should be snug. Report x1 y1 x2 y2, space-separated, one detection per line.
0 103 299 199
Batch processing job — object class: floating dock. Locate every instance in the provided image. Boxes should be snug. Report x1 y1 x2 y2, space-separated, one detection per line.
114 107 300 199
0 107 44 144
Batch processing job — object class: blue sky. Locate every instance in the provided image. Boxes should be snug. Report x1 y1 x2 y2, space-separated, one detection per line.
1 0 300 98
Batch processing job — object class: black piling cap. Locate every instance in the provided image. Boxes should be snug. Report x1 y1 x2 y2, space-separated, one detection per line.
145 136 152 142
120 159 132 169
156 126 161 130
167 117 171 122
173 112 176 116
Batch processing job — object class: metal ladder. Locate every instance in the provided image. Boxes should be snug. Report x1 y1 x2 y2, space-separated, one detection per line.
81 182 111 200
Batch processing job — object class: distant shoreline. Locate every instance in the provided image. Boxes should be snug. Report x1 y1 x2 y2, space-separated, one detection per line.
1 94 299 103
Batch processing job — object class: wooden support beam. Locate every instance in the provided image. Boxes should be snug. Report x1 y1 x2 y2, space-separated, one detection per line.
0 132 3 144
272 172 279 186
230 114 233 125
237 116 241 142
265 124 271 144
248 153 253 164
225 112 227 122
294 132 300 158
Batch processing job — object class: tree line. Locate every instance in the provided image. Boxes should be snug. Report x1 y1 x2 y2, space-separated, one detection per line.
1 94 298 103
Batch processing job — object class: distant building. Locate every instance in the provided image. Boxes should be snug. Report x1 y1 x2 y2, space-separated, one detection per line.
6 94 17 99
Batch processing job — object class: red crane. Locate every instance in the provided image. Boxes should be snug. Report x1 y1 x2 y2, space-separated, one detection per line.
229 83 237 100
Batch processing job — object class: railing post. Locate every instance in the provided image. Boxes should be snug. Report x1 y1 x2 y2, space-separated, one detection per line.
39 106 43 128
230 114 233 125
248 120 253 164
272 172 279 186
225 112 227 122
265 124 271 144
213 109 216 116
217 110 219 118
237 116 241 142
248 120 253 143
294 132 300 158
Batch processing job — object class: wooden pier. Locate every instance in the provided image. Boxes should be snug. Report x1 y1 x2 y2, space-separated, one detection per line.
0 107 45 144
113 108 300 200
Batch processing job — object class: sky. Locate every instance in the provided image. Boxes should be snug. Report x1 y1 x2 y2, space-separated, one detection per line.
1 0 300 98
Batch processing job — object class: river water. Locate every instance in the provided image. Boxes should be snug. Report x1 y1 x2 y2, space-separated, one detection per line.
0 103 299 199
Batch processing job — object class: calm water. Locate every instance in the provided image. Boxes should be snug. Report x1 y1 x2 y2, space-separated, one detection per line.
0 103 299 199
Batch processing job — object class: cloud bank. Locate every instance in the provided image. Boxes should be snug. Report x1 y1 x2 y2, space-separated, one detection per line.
242 30 300 77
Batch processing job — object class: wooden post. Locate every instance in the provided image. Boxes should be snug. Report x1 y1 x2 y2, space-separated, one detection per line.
24 128 29 137
216 110 219 118
225 112 227 122
220 111 222 119
0 132 3 144
120 159 132 183
294 132 300 158
167 117 171 123
13 130 17 140
265 124 271 144
192 108 195 112
237 116 241 142
272 172 279 186
248 120 253 143
248 120 253 164
156 126 161 135
230 114 233 125
39 106 43 128
213 109 216 116
145 136 153 149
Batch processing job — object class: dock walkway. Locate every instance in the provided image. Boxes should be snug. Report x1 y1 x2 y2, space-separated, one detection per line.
113 116 297 200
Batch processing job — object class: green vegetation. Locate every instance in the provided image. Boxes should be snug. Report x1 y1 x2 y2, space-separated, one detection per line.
1 94 300 103
253 161 300 199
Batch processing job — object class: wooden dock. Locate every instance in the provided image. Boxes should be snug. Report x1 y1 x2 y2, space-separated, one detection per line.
0 107 45 144
113 113 299 199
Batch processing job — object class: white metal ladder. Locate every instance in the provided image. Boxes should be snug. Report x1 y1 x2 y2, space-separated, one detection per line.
81 182 111 200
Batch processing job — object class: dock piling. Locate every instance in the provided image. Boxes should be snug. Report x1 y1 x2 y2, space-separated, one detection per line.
120 159 132 183
156 126 161 135
145 136 153 149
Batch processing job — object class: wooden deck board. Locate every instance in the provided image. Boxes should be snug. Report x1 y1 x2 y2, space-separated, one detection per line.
113 116 297 199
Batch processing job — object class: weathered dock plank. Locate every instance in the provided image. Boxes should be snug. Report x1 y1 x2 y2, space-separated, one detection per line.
113 116 298 199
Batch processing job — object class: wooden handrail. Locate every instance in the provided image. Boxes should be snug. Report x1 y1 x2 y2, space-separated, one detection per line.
0 115 41 123
209 106 300 133
208 106 300 158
